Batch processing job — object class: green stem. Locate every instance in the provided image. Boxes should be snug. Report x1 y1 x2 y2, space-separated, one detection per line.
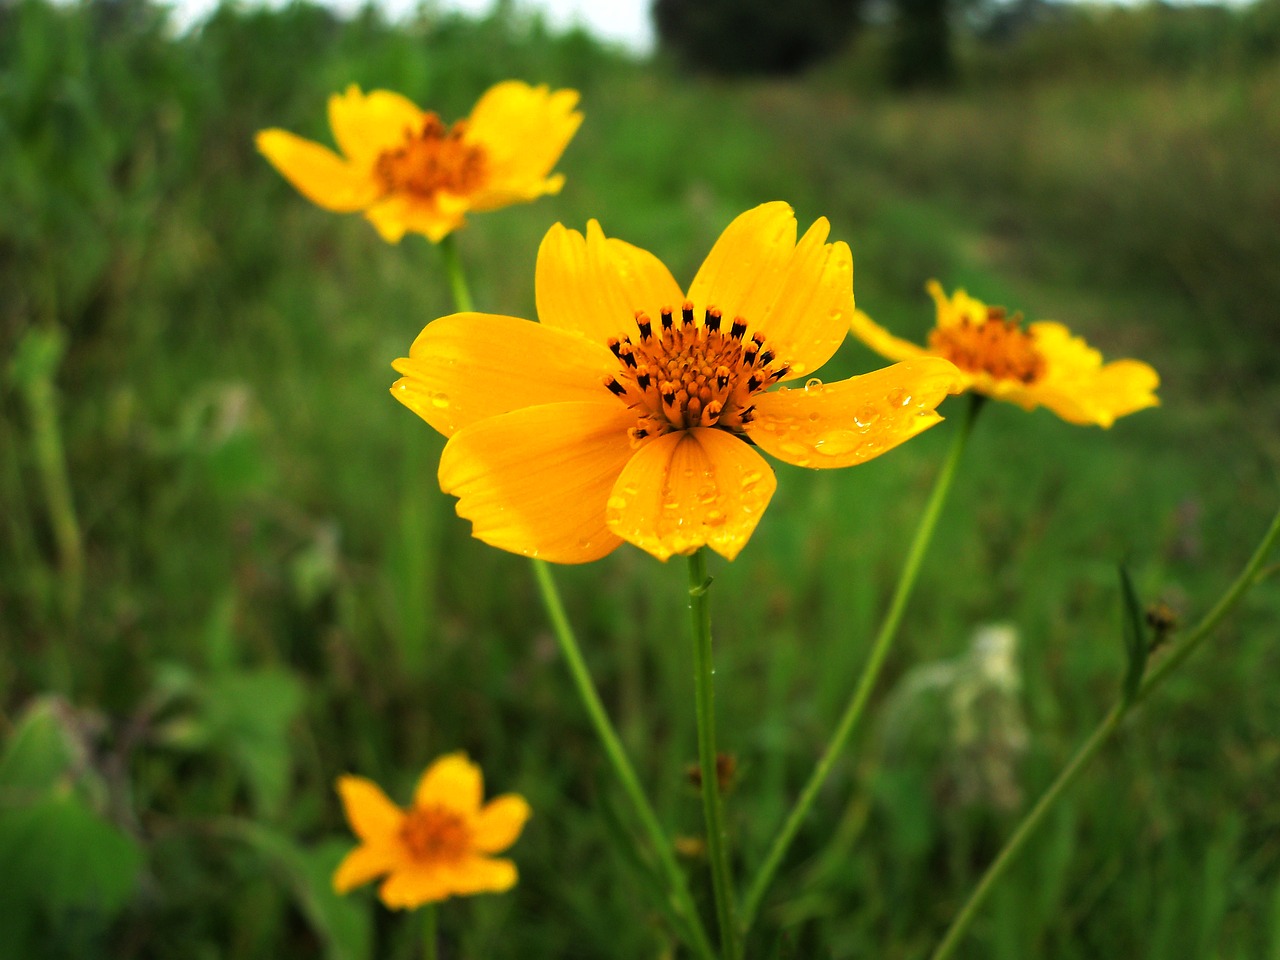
422 902 437 960
741 393 983 932
929 500 1280 960
687 550 740 960
439 234 475 313
532 559 717 960
10 328 83 620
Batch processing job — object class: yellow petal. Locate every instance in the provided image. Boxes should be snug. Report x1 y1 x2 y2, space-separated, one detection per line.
414 752 483 814
255 129 381 212
327 84 424 167
1018 322 1160 427
466 82 582 210
332 842 399 893
686 202 854 381
746 358 964 469
535 220 685 344
378 864 453 909
848 307 931 364
391 313 619 438
472 794 532 854
448 856 518 895
437 401 637 563
928 279 989 329
336 775 404 842
605 428 777 562
364 194 466 244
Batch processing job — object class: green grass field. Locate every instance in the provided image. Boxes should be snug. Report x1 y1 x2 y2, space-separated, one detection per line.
2 1 1278 957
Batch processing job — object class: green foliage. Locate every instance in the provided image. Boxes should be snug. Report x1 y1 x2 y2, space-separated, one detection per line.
0 0 1277 957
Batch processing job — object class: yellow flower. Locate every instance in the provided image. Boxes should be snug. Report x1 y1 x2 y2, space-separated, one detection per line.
391 202 964 564
850 281 1160 427
256 81 582 243
332 753 531 909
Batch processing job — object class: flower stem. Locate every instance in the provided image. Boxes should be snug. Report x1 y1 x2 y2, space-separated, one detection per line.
438 234 475 313
531 559 717 960
929 500 1280 960
741 393 984 933
687 549 740 960
422 902 437 960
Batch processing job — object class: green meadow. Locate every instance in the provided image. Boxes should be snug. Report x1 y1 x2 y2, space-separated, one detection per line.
2 1 1278 956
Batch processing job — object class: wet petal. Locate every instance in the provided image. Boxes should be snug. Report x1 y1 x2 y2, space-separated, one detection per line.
332 842 399 893
466 82 582 208
448 856 519 895
848 307 931 364
337 775 404 842
378 864 453 909
536 220 685 344
746 358 964 469
255 129 380 212
606 428 777 562
391 313 619 437
438 401 637 563
686 202 854 380
328 85 424 167
472 795 532 853
414 752 483 815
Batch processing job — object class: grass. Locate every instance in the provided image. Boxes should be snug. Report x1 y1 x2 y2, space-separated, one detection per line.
1 1 1278 957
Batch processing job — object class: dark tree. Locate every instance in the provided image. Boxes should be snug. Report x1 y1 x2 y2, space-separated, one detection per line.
652 0 861 76
888 0 956 87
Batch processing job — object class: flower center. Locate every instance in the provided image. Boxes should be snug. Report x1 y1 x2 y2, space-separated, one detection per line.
399 805 471 863
928 306 1046 384
374 114 487 200
603 301 790 443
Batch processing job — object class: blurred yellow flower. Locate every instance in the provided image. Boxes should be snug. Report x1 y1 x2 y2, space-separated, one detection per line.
333 753 530 909
256 81 582 243
850 281 1160 427
391 202 963 564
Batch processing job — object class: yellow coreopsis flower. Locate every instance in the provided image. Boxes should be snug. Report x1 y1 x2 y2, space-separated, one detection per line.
391 202 964 564
256 81 582 243
850 281 1160 427
333 753 531 909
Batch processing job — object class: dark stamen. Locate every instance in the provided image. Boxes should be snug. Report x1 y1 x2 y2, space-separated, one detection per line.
660 307 674 330
605 378 627 397
681 302 694 326
730 318 748 339
705 308 721 331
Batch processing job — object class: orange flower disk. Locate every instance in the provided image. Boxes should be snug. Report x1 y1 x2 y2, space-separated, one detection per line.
256 81 582 243
333 753 530 909
392 203 965 564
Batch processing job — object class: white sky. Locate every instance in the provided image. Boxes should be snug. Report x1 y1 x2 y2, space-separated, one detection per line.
168 0 655 52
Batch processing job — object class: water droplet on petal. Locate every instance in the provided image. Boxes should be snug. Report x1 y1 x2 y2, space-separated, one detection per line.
741 471 763 489
887 388 906 406
607 495 627 511
814 429 862 457
804 377 823 393
431 394 450 409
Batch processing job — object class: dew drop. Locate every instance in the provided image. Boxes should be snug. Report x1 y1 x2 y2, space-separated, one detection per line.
814 429 861 457
741 471 763 489
431 393 451 409
705 509 726 527
887 387 905 406
606 495 627 512
804 377 823 393
808 411 821 422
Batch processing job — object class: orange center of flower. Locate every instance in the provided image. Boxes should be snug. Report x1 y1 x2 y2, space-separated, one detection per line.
928 307 1046 384
399 805 471 864
374 114 487 200
602 301 790 443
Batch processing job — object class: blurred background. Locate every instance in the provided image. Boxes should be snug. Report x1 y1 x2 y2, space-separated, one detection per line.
1 0 1278 956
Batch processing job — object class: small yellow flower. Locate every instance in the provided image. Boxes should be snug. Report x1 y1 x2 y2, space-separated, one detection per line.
256 81 582 243
333 753 530 909
850 281 1159 427
391 202 964 564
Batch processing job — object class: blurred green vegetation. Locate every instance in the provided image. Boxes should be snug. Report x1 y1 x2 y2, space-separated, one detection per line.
1 0 1278 957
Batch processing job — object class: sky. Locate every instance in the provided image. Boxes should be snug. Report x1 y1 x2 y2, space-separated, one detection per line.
168 0 656 51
